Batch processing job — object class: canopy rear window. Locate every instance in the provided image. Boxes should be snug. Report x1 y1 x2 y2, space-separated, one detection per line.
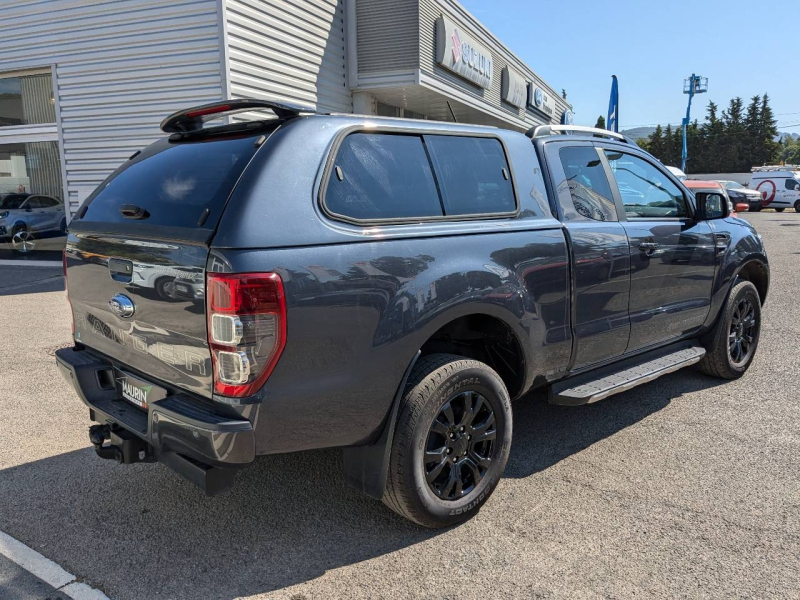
78 133 262 232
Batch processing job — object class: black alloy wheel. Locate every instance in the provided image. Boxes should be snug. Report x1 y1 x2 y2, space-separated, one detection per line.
424 391 496 501
729 297 757 367
383 354 512 528
697 280 761 379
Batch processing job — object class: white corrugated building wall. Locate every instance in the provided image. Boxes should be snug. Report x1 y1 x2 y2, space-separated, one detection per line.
0 0 568 219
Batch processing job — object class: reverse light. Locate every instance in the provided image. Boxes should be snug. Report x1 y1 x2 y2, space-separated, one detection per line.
206 272 286 398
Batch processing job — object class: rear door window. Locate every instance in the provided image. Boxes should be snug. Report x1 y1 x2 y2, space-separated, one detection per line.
79 134 262 230
424 135 516 216
324 133 443 221
31 195 58 208
557 146 617 222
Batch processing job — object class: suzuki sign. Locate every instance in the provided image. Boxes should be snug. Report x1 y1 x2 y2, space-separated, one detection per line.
436 16 493 90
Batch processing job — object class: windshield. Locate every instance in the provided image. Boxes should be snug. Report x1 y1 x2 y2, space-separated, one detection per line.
0 194 28 209
722 181 743 190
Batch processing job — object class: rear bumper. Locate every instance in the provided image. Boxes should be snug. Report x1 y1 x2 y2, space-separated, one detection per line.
55 346 255 468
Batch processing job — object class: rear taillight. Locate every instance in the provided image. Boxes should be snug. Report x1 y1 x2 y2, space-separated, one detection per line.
63 249 74 335
206 272 286 398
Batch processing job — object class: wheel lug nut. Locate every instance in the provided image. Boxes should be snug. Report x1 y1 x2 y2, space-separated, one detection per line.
446 448 452 454
460 426 465 432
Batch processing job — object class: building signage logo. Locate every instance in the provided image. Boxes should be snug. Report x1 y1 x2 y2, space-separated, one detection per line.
501 66 526 109
527 84 554 117
436 16 493 90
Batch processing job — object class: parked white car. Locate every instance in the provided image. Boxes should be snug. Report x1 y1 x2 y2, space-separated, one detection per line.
750 166 800 213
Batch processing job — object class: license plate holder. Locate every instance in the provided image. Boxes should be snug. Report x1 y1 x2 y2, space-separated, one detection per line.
115 369 167 411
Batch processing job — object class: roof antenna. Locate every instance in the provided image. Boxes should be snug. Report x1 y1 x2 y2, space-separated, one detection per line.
446 101 458 123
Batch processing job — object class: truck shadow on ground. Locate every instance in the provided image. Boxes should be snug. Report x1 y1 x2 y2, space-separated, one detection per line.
0 370 724 599
0 269 63 296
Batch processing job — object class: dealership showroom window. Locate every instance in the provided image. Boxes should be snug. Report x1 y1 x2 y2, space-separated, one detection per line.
0 69 66 261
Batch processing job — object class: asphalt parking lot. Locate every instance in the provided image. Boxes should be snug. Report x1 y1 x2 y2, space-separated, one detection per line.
0 211 798 599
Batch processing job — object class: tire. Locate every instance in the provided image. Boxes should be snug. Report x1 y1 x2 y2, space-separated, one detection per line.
697 280 761 379
383 353 512 528
795 200 800 213
155 277 180 301
751 204 762 212
776 207 785 213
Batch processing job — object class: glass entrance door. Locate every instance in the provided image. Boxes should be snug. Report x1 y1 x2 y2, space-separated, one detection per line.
0 69 66 261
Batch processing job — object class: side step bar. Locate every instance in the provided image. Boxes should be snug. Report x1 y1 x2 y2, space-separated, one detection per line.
550 342 706 406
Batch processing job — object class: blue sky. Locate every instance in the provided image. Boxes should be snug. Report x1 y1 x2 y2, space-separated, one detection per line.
460 0 798 133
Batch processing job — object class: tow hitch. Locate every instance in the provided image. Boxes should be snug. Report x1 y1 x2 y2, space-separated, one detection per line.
89 424 156 464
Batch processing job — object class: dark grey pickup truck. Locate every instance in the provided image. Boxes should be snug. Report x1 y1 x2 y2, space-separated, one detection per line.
56 100 769 528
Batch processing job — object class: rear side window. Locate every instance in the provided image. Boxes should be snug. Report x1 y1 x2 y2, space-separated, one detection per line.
558 146 618 222
33 195 59 208
425 135 516 216
324 133 443 221
323 132 517 223
80 135 261 229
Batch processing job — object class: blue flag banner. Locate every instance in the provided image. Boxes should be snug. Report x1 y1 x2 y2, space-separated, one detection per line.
607 75 619 133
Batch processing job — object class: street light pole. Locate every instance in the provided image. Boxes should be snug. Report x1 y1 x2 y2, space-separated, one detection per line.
681 74 708 173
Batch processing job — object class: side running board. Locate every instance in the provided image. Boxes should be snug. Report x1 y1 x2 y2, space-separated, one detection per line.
550 342 706 406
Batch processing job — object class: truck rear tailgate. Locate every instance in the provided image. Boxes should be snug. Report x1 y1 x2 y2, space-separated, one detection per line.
65 128 268 399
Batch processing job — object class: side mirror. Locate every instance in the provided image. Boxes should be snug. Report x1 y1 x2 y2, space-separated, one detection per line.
695 192 729 220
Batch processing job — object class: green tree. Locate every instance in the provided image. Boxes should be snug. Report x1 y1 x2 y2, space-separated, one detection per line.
635 93 780 173
743 95 761 169
663 124 679 167
722 97 746 171
594 115 606 129
779 135 799 164
699 101 725 173
758 93 779 166
647 124 665 158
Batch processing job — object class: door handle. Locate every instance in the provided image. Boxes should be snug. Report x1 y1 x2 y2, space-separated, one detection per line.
638 242 660 253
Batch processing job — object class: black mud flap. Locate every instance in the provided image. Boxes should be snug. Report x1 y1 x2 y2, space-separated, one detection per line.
342 351 421 500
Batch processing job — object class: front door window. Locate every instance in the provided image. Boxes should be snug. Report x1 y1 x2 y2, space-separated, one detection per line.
605 151 689 219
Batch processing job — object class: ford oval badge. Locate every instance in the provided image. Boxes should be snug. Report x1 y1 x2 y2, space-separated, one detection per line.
109 294 135 319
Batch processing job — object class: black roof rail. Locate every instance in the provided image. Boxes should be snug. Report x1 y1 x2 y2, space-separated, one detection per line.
160 98 317 133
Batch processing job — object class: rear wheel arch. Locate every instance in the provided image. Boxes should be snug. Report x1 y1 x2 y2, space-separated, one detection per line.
417 311 527 400
342 310 527 502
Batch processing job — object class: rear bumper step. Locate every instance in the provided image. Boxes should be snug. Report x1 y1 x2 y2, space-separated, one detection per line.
550 342 706 405
56 346 254 493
